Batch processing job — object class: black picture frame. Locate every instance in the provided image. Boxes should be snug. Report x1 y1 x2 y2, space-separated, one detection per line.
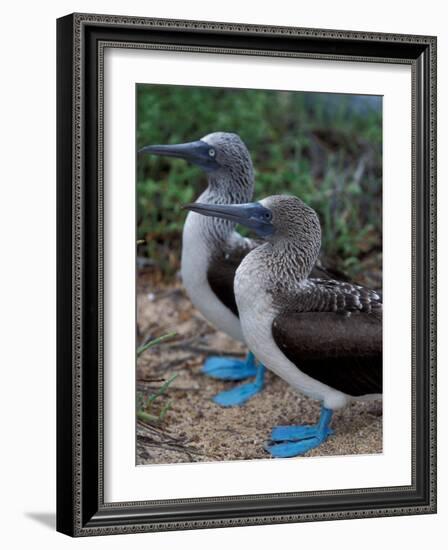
57 13 437 537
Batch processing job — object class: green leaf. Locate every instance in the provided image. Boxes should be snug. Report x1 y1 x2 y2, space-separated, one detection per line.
137 331 176 357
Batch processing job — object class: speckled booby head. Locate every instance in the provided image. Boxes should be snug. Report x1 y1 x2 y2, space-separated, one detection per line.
258 195 322 245
200 132 254 177
185 194 321 246
185 195 322 281
139 132 254 190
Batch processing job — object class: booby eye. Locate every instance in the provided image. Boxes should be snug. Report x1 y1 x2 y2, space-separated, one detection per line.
263 211 273 221
208 148 216 157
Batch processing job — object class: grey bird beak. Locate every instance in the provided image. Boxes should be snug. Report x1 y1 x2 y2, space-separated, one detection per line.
139 140 219 173
183 202 274 237
139 141 204 159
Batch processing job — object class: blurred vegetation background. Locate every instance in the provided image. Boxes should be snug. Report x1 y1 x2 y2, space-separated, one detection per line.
137 85 382 286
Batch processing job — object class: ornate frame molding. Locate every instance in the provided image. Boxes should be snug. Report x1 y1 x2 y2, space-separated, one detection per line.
56 12 437 537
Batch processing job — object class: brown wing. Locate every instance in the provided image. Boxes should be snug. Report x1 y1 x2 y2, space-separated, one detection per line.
272 311 382 396
206 236 353 319
207 245 251 317
311 259 352 282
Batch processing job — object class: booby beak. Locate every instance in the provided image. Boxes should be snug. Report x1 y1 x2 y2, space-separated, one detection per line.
183 202 274 237
139 140 219 173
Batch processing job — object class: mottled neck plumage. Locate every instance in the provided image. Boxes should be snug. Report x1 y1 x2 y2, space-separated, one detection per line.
271 239 320 285
250 236 321 296
194 166 254 245
254 196 322 291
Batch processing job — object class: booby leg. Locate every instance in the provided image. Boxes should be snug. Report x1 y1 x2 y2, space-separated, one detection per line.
212 363 266 407
265 406 334 458
202 351 258 380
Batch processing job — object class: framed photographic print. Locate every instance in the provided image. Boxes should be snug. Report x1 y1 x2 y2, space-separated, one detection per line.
56 13 437 536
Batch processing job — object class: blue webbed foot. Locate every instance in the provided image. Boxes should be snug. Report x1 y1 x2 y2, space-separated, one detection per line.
270 424 333 442
202 351 257 381
266 407 334 458
213 366 266 407
266 437 328 457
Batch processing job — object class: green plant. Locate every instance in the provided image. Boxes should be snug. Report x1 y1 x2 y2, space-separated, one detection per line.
137 331 177 357
137 332 177 425
137 373 178 424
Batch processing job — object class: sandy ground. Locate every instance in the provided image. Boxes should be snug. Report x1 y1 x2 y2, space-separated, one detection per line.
136 273 382 465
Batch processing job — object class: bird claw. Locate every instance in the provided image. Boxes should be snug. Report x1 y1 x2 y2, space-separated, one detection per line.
202 356 257 380
212 378 264 407
203 354 265 406
270 424 333 442
265 436 326 458
213 374 264 407
266 407 334 457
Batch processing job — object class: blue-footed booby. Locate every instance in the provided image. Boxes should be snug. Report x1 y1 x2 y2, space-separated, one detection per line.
139 132 266 406
184 195 382 457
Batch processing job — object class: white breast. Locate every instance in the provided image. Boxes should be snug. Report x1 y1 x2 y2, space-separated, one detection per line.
181 211 244 342
235 254 350 410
